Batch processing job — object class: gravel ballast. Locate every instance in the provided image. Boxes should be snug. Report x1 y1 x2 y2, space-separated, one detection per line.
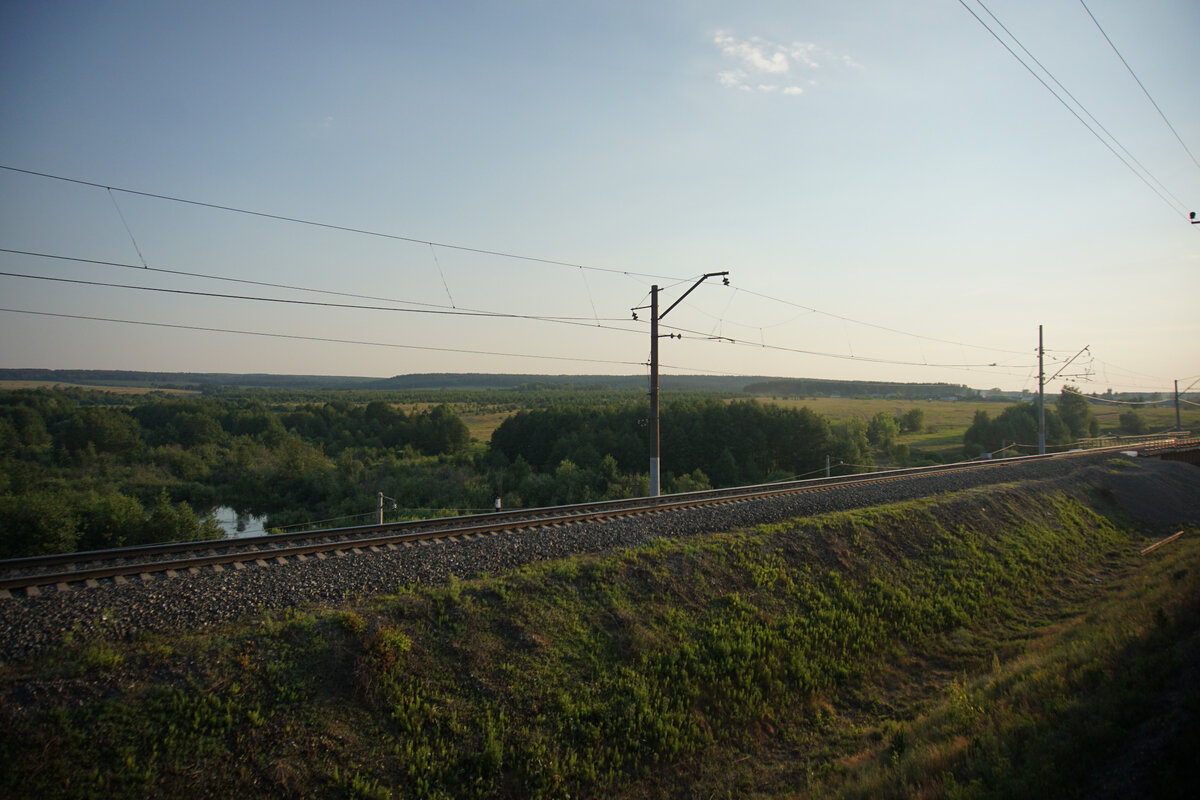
2 453 1197 663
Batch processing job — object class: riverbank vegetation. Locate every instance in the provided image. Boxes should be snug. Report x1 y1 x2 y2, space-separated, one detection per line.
2 382 1190 559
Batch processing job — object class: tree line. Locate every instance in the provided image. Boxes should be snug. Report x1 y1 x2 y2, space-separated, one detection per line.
0 390 472 557
962 387 1100 456
488 399 872 495
1 385 1130 558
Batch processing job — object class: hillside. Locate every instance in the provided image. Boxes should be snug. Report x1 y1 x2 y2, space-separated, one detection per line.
744 377 978 400
2 456 1197 798
1 368 979 397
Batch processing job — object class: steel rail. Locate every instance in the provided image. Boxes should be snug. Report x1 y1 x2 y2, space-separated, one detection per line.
0 441 1191 597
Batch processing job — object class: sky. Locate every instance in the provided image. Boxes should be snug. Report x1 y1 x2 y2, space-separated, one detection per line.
1 0 1197 394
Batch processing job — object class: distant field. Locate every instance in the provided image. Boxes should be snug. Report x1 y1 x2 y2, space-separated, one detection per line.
761 397 1017 459
406 397 1017 453
760 396 1010 427
1089 403 1199 434
455 397 1012 450
459 410 517 442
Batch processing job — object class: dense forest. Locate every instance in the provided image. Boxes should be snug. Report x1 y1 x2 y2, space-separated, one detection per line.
0 384 1106 558
488 400 871 489
0 386 886 558
0 389 476 557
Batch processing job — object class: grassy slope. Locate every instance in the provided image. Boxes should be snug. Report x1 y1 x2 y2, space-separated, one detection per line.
1 459 1197 799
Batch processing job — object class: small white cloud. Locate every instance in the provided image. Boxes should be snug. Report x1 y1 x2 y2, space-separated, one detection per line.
715 33 790 74
713 31 858 95
718 69 745 88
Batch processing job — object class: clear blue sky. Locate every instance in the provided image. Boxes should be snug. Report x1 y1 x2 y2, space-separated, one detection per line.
2 0 1197 393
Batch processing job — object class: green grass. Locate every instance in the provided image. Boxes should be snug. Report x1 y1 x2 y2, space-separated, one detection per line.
1 461 1196 799
1091 404 1200 434
762 397 1016 460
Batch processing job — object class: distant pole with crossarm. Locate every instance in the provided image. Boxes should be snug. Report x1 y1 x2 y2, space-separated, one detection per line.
638 271 729 497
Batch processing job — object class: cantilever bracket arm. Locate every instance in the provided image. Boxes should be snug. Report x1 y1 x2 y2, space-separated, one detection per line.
659 271 729 321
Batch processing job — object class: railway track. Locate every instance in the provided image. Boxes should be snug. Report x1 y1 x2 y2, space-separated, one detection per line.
1 441 1191 599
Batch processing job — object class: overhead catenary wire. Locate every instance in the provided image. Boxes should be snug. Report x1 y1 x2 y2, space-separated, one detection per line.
3 246 1042 377
968 0 1192 212
0 163 1111 377
1084 394 1174 407
107 189 149 269
0 307 648 369
1078 0 1200 172
0 306 767 378
0 270 638 330
428 244 456 308
955 0 1194 221
0 246 470 311
0 163 1109 370
1 166 1187 391
0 164 686 282
654 319 1037 373
706 285 1032 357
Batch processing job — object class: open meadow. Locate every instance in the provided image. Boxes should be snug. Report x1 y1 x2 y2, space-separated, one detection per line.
759 397 1017 461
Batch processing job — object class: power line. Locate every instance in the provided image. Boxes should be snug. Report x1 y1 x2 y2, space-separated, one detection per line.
956 0 1193 220
0 166 1081 371
3 304 1167 390
1083 394 1171 407
107 189 149 269
0 269 638 331
653 319 1036 373
969 0 1192 213
0 247 465 311
726 286 1032 356
3 247 1044 377
0 305 793 379
2 167 1183 388
0 307 647 369
1078 0 1200 172
0 164 686 282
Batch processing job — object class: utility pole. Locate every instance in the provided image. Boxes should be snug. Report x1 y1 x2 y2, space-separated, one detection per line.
1038 325 1046 455
1175 379 1182 432
377 492 396 524
638 271 729 497
649 285 663 496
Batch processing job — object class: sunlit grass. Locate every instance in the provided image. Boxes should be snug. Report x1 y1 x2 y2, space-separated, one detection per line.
1 466 1195 799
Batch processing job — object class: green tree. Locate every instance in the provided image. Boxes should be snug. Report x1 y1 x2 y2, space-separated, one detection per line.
59 407 144 454
1056 386 1096 441
899 408 925 433
1118 410 1147 435
670 469 712 493
77 491 145 550
867 411 900 451
964 403 1071 456
0 490 78 557
139 490 220 545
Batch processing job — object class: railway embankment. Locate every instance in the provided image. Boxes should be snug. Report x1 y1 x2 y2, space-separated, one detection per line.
1 453 1198 798
0 451 1197 663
